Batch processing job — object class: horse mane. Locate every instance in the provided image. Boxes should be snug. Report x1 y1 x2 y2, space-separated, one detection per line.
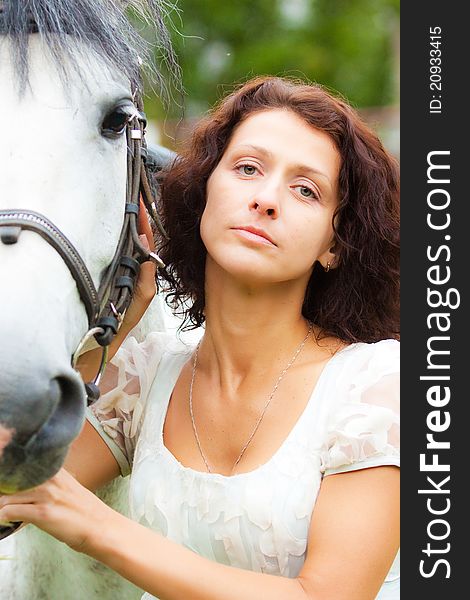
0 0 181 98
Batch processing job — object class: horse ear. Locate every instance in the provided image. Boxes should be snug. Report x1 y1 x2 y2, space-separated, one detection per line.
138 197 155 251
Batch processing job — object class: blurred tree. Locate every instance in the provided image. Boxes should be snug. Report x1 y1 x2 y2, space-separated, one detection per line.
148 0 399 121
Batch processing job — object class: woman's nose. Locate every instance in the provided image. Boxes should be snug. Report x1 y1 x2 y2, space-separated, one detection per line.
249 183 281 218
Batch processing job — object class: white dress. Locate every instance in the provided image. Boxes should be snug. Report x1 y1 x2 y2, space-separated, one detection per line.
87 332 400 600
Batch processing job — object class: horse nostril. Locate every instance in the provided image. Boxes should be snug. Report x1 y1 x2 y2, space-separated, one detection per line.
12 378 61 447
0 371 86 492
0 372 85 452
53 375 86 424
24 374 86 451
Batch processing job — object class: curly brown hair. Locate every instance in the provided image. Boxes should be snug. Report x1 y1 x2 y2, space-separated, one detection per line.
157 76 399 343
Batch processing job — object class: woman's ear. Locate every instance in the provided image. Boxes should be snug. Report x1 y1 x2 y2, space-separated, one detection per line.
318 244 338 272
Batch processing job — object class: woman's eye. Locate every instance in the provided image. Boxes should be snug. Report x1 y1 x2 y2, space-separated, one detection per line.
101 107 132 138
293 185 319 200
238 164 257 176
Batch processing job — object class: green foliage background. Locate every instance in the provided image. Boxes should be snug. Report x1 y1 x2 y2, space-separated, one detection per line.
147 0 399 121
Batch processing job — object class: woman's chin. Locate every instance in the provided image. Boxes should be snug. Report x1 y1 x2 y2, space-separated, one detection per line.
206 257 285 288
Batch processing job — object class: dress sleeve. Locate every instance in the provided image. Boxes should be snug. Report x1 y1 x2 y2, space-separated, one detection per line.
86 331 172 476
320 340 400 477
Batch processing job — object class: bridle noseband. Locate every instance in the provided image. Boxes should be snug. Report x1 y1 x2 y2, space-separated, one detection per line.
0 98 168 403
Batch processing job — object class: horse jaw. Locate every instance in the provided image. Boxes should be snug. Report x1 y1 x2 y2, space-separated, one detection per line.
0 37 132 490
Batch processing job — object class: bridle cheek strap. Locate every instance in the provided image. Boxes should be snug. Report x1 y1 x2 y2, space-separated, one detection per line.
0 105 167 404
0 209 99 324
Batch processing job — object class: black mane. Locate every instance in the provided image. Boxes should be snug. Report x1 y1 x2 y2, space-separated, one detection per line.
0 0 181 97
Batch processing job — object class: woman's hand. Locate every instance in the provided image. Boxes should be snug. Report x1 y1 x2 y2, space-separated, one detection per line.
121 200 158 333
0 469 117 554
120 233 157 333
75 202 158 381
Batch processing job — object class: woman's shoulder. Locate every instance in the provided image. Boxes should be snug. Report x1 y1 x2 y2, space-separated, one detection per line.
325 338 399 410
86 329 197 476
340 337 399 355
320 338 400 476
319 337 399 420
335 338 399 375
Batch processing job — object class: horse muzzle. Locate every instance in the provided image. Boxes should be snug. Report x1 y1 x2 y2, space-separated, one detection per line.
0 369 86 493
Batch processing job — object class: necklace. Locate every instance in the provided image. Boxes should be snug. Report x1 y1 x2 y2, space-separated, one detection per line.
189 323 314 474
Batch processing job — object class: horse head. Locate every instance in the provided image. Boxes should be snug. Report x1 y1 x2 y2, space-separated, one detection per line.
0 0 176 495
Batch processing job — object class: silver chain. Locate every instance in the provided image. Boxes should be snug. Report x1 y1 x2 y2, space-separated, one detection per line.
189 323 313 474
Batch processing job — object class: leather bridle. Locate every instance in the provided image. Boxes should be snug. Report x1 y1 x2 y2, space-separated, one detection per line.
0 99 168 403
0 111 169 544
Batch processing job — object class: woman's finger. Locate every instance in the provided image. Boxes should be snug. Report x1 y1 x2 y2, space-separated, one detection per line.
0 503 35 525
1 469 114 551
138 198 155 251
0 479 57 509
135 259 157 300
115 202 158 333
0 493 36 506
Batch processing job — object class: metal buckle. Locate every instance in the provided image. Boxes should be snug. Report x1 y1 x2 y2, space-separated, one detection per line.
109 302 123 323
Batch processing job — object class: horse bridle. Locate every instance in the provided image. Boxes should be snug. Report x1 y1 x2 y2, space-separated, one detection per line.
0 98 168 403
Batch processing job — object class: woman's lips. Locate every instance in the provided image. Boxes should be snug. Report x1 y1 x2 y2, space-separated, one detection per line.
231 227 276 246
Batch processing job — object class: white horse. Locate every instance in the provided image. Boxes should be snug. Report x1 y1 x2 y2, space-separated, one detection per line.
0 1 179 597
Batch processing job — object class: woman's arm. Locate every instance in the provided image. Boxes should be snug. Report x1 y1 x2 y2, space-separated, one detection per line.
0 465 399 600
67 259 156 491
76 248 157 383
76 208 157 383
298 465 399 599
63 421 121 491
68 221 158 490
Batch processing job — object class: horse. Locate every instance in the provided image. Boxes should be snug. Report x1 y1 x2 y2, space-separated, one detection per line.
0 1 180 597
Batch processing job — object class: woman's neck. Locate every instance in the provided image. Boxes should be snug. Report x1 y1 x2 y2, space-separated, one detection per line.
199 258 313 387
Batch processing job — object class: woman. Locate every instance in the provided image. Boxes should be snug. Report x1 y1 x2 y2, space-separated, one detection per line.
0 77 400 599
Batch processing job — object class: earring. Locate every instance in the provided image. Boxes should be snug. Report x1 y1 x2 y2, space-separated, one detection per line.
324 262 331 273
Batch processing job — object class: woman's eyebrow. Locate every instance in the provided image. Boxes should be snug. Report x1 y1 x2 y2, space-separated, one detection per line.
230 143 274 159
232 144 333 186
290 163 333 186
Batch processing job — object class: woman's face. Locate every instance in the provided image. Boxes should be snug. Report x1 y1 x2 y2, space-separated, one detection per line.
200 108 341 286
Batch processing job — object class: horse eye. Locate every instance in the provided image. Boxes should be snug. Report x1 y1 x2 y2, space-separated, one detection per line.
101 106 132 138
